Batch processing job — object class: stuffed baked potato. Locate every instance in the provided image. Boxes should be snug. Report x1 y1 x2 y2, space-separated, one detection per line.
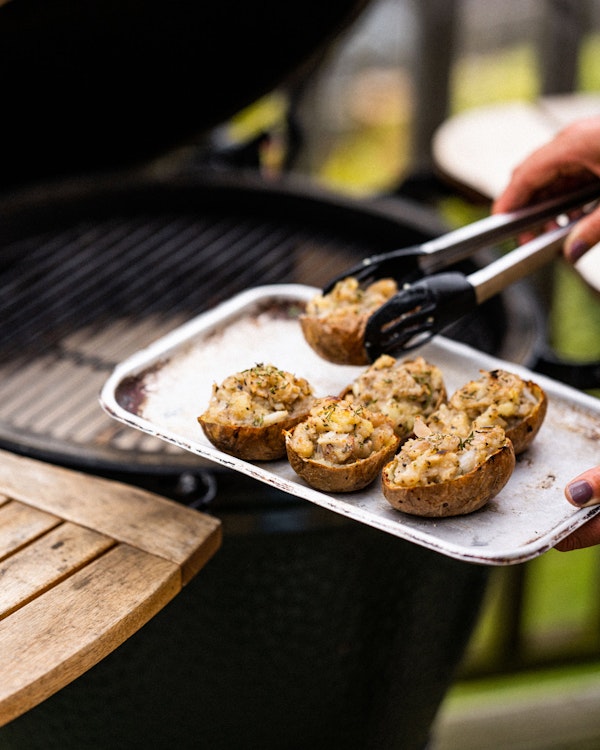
285 397 400 492
382 420 515 517
198 363 315 460
300 276 397 365
430 368 547 455
340 354 447 440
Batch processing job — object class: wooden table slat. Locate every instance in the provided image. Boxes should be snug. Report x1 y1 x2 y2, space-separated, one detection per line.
0 448 222 727
0 522 115 620
0 543 180 727
0 500 61 561
0 450 221 584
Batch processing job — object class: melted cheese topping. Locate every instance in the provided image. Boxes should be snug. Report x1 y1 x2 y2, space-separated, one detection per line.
345 354 446 438
305 277 397 317
385 425 507 487
287 397 396 466
202 364 313 427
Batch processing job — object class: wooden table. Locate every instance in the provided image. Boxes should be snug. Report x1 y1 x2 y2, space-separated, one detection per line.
0 448 222 727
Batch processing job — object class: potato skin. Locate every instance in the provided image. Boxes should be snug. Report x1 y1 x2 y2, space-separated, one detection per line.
504 381 547 455
382 438 515 517
199 412 309 461
300 312 370 366
286 433 399 493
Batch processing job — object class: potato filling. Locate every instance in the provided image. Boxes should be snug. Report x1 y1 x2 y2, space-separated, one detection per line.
426 403 473 436
305 277 397 317
345 354 446 438
287 398 396 465
203 364 313 427
448 369 539 431
385 425 507 487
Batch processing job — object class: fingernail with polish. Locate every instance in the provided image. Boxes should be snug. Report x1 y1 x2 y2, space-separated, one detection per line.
567 479 594 506
568 239 589 263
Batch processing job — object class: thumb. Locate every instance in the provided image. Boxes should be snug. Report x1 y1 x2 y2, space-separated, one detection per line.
565 466 600 508
564 206 600 262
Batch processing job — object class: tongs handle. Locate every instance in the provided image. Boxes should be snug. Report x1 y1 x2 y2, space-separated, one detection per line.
322 181 600 294
418 181 600 274
470 221 573 304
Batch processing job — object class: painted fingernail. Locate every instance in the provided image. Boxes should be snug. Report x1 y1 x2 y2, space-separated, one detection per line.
567 480 594 506
568 239 589 262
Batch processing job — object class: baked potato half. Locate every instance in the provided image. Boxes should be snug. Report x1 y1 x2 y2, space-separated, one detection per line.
382 422 515 517
340 354 447 440
285 397 400 492
300 277 397 365
439 368 547 455
198 363 315 461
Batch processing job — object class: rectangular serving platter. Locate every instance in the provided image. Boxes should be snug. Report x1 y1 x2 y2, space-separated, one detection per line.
100 284 600 565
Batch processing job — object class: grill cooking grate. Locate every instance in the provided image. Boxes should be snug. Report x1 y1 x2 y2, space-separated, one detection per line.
0 177 515 486
0 199 391 472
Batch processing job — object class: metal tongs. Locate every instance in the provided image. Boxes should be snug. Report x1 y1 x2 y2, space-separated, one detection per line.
322 182 600 360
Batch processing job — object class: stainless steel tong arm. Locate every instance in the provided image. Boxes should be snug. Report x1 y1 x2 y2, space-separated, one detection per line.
468 221 573 304
362 217 582 359
418 183 600 275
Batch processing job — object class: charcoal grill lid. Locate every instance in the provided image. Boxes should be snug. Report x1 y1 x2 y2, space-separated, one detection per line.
0 0 371 189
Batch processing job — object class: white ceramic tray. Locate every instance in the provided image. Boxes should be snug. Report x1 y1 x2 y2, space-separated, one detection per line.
100 284 600 566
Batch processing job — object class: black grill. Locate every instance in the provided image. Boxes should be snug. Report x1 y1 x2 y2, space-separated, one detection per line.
1 173 454 481
0 170 526 750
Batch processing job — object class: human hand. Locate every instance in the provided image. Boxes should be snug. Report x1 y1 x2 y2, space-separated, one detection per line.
492 116 600 552
555 467 600 551
492 116 600 263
